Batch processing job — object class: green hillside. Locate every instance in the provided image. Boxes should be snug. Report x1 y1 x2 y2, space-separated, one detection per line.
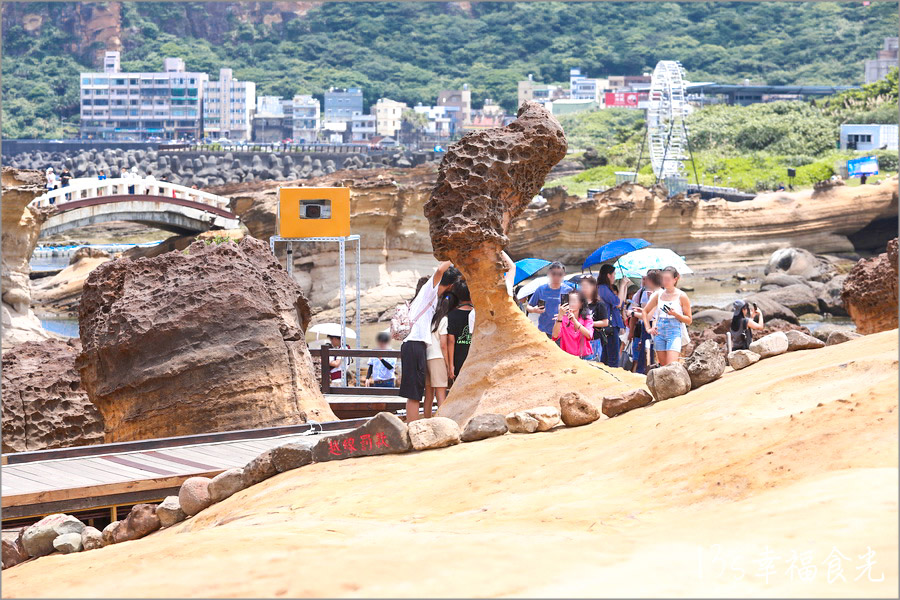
2 1 897 139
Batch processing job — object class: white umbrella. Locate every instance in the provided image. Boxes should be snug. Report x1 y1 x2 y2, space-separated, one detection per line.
308 323 357 340
613 248 693 279
516 273 582 299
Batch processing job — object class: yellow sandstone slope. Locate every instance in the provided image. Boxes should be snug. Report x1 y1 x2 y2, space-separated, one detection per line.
4 330 898 598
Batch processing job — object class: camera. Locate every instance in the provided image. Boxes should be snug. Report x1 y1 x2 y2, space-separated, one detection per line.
300 200 332 219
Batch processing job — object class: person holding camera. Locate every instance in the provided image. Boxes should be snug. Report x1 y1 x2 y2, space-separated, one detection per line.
642 266 693 367
728 300 765 352
551 290 594 358
526 262 573 338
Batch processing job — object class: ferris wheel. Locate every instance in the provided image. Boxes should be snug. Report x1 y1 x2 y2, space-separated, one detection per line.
646 60 691 180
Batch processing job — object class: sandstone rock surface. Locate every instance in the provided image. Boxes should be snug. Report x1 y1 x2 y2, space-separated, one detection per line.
408 417 461 450
427 101 643 425
77 236 335 442
684 340 727 389
559 392 601 427
460 413 508 441
601 388 654 418
1 338 103 452
728 350 761 370
749 331 789 359
842 238 898 335
646 363 692 402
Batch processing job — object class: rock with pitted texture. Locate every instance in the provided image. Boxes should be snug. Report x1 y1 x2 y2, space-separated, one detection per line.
684 340 726 389
179 477 213 517
76 236 335 443
112 504 161 543
559 392 601 427
841 238 898 335
602 388 654 418
1 338 103 453
427 102 644 425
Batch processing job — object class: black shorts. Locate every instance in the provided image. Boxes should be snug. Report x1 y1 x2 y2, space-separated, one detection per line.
398 340 426 401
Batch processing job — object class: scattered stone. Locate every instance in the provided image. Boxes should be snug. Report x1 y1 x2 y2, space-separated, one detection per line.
52 532 83 554
156 496 187 528
785 330 826 351
559 392 601 427
810 324 847 342
728 350 760 370
208 468 246 503
826 330 863 346
2 532 28 569
601 388 654 418
408 417 462 450
80 526 103 551
101 521 119 547
684 340 727 388
506 411 540 434
179 477 213 516
646 363 692 401
460 414 508 441
312 412 411 462
271 440 315 472
22 514 84 557
242 449 278 487
749 331 789 358
523 406 561 431
113 504 161 543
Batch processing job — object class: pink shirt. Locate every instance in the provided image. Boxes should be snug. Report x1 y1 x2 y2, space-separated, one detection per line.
553 314 594 356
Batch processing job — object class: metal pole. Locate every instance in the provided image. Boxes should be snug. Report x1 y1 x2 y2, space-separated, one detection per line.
634 128 647 183
355 235 362 386
339 237 347 387
286 242 293 277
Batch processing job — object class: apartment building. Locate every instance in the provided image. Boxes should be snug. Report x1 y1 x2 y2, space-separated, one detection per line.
373 98 408 137
202 68 255 141
569 68 607 103
323 87 364 123
80 52 208 141
437 85 472 127
351 114 377 142
291 95 321 142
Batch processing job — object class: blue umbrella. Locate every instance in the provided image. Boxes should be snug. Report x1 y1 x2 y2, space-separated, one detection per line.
582 238 651 270
513 258 552 285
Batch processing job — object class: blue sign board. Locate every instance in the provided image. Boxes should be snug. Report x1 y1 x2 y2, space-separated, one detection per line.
847 156 879 177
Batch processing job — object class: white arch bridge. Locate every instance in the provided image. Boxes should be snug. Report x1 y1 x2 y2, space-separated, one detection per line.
30 177 240 238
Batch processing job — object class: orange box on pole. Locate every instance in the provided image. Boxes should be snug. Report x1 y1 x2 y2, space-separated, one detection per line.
277 187 351 238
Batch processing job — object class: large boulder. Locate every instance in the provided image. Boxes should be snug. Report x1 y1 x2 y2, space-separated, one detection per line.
746 284 819 317
21 514 84 557
749 331 789 358
408 417 461 450
684 340 726 389
841 239 898 334
1 339 104 452
312 412 411 462
737 294 798 324
765 247 834 282
77 237 336 442
646 363 691 402
816 274 848 316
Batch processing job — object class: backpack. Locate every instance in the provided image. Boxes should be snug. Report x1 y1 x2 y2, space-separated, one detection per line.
390 301 412 341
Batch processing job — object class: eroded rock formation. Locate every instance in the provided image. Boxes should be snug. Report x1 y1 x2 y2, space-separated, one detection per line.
841 238 898 334
1 167 53 347
1 339 104 452
424 102 643 425
77 236 335 442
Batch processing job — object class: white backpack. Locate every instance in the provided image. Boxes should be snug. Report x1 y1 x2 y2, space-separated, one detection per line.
390 301 412 341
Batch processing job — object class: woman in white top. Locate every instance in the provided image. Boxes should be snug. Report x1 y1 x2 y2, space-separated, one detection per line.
641 266 693 367
424 294 454 417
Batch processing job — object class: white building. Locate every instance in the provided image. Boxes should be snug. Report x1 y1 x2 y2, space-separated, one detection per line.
569 68 606 103
256 95 284 117
351 114 376 142
80 51 208 141
413 104 455 136
202 68 255 141
840 123 899 151
291 95 321 142
374 98 408 137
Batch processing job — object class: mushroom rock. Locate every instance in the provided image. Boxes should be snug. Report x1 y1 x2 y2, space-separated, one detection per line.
841 238 898 334
425 102 644 426
77 236 335 443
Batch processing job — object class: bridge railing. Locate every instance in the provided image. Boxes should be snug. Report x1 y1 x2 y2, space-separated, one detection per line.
29 177 232 213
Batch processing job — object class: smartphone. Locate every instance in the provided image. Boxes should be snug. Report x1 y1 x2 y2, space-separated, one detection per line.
537 299 546 309
661 304 671 314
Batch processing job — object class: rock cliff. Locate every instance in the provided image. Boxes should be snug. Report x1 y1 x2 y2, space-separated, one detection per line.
424 101 644 425
841 238 898 335
1 167 54 347
77 236 335 443
1 339 104 452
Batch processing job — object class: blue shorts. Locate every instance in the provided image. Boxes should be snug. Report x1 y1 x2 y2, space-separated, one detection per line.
653 318 683 352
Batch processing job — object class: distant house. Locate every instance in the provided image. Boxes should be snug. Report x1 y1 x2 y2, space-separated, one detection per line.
840 124 899 151
547 99 598 116
865 37 899 84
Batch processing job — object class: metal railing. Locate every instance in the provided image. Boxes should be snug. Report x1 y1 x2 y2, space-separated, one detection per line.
30 177 231 212
319 347 401 395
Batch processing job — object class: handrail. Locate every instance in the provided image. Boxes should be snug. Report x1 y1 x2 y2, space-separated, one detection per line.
30 177 230 212
319 346 401 394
